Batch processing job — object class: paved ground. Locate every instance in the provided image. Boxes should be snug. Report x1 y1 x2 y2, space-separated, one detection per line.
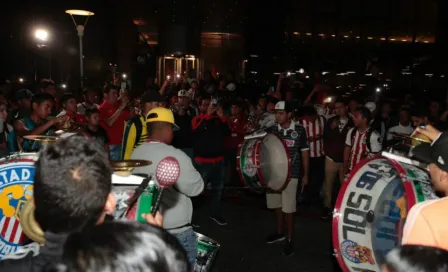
194 193 340 272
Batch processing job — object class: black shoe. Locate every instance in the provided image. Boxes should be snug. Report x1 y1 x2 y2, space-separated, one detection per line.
321 207 332 220
210 216 227 226
265 233 285 244
283 240 294 256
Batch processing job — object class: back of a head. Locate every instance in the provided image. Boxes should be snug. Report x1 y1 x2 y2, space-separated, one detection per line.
57 221 190 272
384 245 448 272
34 136 112 233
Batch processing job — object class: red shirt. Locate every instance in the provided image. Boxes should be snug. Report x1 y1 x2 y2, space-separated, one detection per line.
99 101 130 145
224 114 246 150
66 111 86 126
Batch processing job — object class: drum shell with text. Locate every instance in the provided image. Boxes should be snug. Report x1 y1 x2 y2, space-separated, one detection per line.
0 153 38 260
332 156 437 272
236 133 291 193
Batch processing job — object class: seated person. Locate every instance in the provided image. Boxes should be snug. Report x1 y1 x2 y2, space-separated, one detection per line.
13 93 68 152
53 221 189 272
57 93 86 126
0 136 161 271
382 245 448 272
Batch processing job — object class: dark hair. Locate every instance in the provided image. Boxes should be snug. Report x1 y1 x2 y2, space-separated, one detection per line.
61 93 76 105
54 221 189 272
85 108 100 118
34 136 112 233
334 97 346 105
384 245 448 272
399 107 411 115
301 105 317 117
32 92 55 106
355 106 372 123
82 87 96 96
103 84 117 94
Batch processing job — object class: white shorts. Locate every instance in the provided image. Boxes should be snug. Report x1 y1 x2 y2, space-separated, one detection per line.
266 178 299 214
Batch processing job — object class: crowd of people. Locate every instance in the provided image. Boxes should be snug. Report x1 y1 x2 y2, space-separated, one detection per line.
1 70 448 271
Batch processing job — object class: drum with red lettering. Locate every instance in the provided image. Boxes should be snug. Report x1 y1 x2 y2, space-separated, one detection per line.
236 132 291 193
0 153 37 259
333 154 437 272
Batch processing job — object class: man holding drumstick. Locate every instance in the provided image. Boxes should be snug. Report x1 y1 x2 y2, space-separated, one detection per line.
401 125 448 250
265 101 310 256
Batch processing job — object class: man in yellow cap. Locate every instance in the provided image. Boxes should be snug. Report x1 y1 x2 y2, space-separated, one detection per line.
130 107 204 267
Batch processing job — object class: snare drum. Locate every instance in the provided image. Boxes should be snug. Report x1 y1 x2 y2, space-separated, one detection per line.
194 233 220 272
0 153 38 260
111 174 160 221
333 155 437 272
236 133 291 192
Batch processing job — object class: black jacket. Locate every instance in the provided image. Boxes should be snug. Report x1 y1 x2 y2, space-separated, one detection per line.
191 113 230 161
173 107 196 149
0 232 68 272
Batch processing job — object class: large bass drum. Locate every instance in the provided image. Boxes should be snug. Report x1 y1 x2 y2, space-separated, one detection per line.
0 153 38 260
333 154 437 272
236 133 291 193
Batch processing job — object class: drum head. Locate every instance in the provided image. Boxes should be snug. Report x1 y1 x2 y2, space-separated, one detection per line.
332 156 433 272
259 134 291 191
0 157 36 259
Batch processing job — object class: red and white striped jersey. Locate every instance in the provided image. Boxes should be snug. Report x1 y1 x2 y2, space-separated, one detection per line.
345 127 382 170
297 115 326 158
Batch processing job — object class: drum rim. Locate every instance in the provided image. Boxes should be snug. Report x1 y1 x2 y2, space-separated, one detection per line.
264 133 292 192
236 138 264 192
195 232 220 247
0 154 38 165
332 155 417 272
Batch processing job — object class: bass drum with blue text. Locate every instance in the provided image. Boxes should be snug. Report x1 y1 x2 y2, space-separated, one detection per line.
332 155 437 272
0 153 38 260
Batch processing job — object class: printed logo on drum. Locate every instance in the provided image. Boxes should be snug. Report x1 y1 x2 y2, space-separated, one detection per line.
0 162 35 259
341 240 375 265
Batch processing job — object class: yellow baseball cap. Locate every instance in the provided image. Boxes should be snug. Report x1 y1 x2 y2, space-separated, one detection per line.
146 107 180 131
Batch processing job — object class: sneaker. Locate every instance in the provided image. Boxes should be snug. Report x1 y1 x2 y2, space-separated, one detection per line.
210 216 227 226
265 233 285 244
283 240 294 256
321 207 332 220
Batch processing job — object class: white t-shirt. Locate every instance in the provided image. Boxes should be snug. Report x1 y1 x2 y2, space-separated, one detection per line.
345 128 382 170
387 123 414 141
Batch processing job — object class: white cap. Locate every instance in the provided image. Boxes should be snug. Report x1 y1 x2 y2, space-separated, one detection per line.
177 90 190 97
226 83 236 92
365 102 376 113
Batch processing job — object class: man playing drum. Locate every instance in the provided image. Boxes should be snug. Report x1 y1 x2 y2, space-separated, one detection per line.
401 125 448 251
264 101 310 256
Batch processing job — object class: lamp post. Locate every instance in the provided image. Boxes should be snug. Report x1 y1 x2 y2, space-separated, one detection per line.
34 28 51 81
65 9 94 88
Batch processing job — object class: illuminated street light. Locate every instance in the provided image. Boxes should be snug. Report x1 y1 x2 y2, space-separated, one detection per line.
66 9 95 88
35 29 49 41
122 73 127 79
18 77 24 83
376 87 382 93
61 84 67 89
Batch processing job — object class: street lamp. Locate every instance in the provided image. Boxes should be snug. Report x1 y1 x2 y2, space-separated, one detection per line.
35 29 49 42
65 9 95 88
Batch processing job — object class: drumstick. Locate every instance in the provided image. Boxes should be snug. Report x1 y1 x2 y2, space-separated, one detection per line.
301 183 306 194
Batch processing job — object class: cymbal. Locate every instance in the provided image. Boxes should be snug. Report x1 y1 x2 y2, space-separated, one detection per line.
390 132 431 143
110 160 152 176
19 199 45 245
23 135 59 143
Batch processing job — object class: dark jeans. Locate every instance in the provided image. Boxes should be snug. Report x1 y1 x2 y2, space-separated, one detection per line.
195 160 224 216
305 156 326 203
222 149 238 187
